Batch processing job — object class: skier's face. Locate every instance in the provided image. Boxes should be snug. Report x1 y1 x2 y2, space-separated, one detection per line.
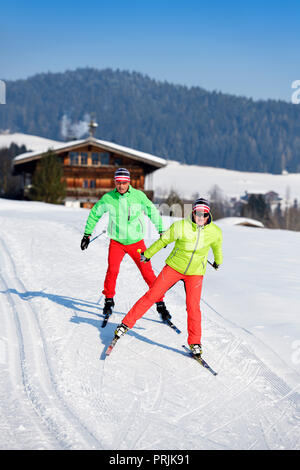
115 181 130 194
194 211 209 226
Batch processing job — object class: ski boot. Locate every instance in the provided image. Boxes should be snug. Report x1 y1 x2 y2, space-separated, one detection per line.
114 323 129 338
156 301 172 321
106 323 129 356
189 344 202 358
103 297 114 316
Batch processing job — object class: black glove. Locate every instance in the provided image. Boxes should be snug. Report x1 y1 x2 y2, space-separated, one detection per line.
212 261 219 270
81 234 91 250
140 252 150 263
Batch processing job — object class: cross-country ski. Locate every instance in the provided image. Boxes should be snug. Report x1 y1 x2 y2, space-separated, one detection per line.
182 345 218 376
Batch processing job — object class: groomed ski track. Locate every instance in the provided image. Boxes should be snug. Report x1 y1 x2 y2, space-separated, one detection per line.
0 201 300 450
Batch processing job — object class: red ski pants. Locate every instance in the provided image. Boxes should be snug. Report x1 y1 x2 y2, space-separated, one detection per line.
102 239 163 302
122 265 204 345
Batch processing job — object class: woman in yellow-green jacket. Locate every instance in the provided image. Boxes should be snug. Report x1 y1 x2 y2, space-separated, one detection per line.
114 198 223 357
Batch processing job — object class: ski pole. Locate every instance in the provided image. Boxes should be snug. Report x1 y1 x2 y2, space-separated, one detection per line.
208 260 219 270
90 229 106 243
137 249 162 274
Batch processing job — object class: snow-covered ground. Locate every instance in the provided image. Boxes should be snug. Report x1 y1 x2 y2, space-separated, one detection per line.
0 198 300 450
146 160 300 203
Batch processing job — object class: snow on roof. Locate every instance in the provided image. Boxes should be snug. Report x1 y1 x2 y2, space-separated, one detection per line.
12 136 167 168
0 132 61 152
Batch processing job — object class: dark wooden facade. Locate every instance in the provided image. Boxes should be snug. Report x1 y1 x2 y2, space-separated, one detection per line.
13 137 166 208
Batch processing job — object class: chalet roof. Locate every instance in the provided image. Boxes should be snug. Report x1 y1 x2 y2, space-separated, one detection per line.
13 136 167 168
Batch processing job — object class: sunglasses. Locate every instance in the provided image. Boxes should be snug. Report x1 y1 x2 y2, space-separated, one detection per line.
194 212 209 218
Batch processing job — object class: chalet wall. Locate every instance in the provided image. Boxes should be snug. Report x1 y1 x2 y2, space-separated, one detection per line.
14 142 155 205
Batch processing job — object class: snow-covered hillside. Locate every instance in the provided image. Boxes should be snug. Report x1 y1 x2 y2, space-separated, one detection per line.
146 160 300 203
0 199 300 450
0 132 61 151
2 132 300 205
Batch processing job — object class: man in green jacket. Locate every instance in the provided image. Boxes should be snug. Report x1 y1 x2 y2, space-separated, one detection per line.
81 168 171 321
113 197 223 357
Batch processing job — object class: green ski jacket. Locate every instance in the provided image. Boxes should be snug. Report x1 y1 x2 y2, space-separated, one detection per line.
84 186 164 245
144 214 223 275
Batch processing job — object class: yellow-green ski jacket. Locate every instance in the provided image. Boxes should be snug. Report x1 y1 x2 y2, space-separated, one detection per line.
144 214 223 275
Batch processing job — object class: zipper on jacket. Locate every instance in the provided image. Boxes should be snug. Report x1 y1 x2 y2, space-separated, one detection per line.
128 207 131 221
183 226 202 274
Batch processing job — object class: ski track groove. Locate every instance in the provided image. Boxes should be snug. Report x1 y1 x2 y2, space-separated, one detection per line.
103 332 166 450
174 363 262 426
247 410 287 450
0 236 104 450
0 277 60 449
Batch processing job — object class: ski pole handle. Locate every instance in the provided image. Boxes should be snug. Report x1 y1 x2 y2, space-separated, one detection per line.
137 249 150 263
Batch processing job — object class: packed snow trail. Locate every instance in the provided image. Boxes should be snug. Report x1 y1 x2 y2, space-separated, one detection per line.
0 199 300 450
0 236 103 449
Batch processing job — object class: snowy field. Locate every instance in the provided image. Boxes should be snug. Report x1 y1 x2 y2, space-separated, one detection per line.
146 160 300 203
0 198 300 450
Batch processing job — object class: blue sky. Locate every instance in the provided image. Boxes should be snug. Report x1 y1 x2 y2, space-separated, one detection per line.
1 0 299 101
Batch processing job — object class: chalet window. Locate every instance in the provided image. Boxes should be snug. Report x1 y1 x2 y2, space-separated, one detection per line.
81 153 88 165
92 153 100 165
101 153 110 165
90 180 96 188
70 152 79 165
24 173 32 187
83 180 89 188
114 157 122 166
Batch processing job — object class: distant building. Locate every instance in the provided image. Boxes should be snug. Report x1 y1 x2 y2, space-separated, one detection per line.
12 123 167 208
240 190 282 212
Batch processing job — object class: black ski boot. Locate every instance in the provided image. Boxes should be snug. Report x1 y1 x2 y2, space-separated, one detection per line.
103 297 115 316
114 323 129 338
102 298 115 327
189 344 203 358
156 301 171 321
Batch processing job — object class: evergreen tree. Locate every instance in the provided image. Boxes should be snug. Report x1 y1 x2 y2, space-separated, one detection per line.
241 194 271 225
29 151 66 204
0 144 24 197
165 190 184 217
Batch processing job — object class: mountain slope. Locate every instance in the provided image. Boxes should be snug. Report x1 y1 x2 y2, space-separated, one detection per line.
0 133 61 152
1 68 300 173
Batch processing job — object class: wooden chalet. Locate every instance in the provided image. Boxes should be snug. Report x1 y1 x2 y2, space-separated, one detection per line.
12 124 167 208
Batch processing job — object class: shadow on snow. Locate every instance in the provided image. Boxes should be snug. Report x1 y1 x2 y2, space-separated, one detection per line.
0 288 185 359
